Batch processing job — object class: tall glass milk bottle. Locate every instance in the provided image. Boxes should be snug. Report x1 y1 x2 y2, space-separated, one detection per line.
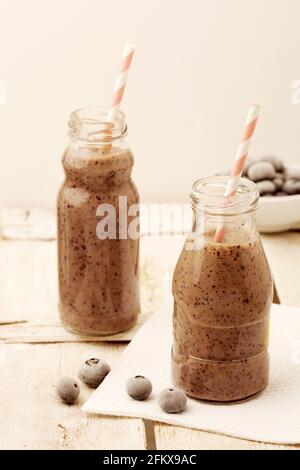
58 107 140 335
172 176 273 402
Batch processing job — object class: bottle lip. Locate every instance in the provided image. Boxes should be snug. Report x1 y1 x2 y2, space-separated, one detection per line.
68 106 127 143
191 175 259 215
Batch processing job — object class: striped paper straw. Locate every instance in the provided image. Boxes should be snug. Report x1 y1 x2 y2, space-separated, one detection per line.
214 103 261 243
107 43 135 123
89 43 135 140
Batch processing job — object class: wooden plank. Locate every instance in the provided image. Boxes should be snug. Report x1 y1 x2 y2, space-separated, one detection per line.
154 425 298 450
0 341 146 450
0 313 150 344
0 240 58 323
0 208 56 241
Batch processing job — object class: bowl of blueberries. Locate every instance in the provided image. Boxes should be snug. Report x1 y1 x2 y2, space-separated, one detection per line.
220 155 300 233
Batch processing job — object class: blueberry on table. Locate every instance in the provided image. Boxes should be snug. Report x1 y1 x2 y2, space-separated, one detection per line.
79 358 111 388
158 387 187 413
56 377 80 404
126 375 152 400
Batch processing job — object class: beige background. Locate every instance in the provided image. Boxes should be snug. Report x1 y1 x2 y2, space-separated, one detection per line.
0 0 299 209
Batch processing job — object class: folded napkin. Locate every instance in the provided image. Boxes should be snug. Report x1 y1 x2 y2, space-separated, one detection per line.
83 302 300 444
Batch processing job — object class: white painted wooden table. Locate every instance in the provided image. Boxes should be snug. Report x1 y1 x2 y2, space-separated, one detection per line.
0 212 299 450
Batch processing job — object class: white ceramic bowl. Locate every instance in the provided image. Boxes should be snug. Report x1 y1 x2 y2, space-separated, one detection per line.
256 165 300 233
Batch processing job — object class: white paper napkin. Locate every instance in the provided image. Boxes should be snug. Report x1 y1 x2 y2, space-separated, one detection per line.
83 303 300 444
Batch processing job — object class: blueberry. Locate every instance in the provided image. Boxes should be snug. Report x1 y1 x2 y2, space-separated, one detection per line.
126 375 152 400
260 155 284 172
158 387 187 413
273 177 284 190
285 180 300 194
285 167 300 180
256 180 276 196
56 377 80 404
294 181 300 194
282 179 298 195
79 358 110 388
247 162 276 182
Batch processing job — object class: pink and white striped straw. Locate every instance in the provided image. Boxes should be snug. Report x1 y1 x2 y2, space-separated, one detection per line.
106 43 135 123
214 103 261 243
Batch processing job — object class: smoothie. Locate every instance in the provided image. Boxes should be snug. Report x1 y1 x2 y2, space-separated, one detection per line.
172 229 273 402
58 145 140 335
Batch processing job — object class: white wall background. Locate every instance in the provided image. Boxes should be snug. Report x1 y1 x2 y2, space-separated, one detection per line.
0 0 300 209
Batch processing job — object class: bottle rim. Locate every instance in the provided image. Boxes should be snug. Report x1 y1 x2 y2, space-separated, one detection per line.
191 176 259 216
68 106 127 143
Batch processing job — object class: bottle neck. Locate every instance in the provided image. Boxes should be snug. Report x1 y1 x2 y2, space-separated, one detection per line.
68 106 128 147
189 176 260 245
64 107 132 190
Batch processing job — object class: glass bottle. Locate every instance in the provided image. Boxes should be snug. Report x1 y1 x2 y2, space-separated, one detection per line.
57 107 140 335
172 176 273 402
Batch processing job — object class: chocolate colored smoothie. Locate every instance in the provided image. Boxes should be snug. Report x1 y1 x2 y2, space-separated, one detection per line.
172 227 272 402
58 143 140 335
